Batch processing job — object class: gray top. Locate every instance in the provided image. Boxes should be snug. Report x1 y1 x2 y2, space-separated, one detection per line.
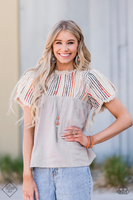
14 68 117 168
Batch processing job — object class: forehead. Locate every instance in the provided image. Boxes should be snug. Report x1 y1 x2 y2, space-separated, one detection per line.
55 30 77 40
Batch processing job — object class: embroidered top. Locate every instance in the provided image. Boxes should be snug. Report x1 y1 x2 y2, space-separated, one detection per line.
14 68 117 169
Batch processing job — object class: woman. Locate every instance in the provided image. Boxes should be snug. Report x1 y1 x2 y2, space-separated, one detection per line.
8 20 132 200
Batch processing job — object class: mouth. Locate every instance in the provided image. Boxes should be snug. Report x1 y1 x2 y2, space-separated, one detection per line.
58 53 71 58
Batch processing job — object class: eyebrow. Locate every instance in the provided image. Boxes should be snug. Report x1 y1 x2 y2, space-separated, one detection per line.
54 39 75 42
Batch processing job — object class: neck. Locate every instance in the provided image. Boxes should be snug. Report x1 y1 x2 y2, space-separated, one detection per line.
54 60 75 71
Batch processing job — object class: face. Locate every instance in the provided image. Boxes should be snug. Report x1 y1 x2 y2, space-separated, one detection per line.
52 30 78 65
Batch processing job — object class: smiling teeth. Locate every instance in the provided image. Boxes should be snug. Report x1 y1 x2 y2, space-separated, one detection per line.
60 53 70 56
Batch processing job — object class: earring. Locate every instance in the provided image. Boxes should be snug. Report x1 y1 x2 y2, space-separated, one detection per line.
51 52 56 63
75 54 80 65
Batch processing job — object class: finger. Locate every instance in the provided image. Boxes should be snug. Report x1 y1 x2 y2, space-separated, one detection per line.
61 131 73 136
64 126 79 131
34 188 39 200
26 196 30 200
23 196 28 200
23 195 27 200
63 134 80 139
65 137 79 142
62 130 81 137
29 192 37 200
29 194 34 200
64 134 79 139
67 127 81 135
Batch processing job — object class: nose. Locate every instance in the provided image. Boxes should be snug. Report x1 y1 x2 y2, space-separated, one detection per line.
61 44 69 51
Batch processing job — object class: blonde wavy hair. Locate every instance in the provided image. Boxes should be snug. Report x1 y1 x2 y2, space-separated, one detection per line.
7 20 93 132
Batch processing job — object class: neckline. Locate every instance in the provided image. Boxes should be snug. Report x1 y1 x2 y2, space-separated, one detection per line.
54 68 78 75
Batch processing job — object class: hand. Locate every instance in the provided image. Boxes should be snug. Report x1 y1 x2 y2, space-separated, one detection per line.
23 174 39 200
61 126 89 147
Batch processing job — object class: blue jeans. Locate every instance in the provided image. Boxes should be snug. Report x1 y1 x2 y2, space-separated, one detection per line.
33 166 93 200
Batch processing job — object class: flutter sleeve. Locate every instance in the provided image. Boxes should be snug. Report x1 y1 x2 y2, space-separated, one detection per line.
14 70 34 109
87 68 117 117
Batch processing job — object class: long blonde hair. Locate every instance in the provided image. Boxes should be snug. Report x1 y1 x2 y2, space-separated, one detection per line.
7 20 93 132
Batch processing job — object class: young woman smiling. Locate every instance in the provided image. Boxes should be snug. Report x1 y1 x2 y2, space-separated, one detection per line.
8 20 132 200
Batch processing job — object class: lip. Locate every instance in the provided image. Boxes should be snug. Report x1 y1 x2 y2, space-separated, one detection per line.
58 53 71 58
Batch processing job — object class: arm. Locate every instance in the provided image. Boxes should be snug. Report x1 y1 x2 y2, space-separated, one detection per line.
23 105 35 178
92 97 133 145
61 98 132 148
22 106 39 200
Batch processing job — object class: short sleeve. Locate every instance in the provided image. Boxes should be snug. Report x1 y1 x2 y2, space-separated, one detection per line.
14 70 35 109
87 68 117 116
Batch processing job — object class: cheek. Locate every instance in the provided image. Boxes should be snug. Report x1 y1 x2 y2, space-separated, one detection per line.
53 45 59 54
70 44 78 53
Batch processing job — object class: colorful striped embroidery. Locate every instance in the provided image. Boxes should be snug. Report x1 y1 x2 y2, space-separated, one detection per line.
14 68 117 114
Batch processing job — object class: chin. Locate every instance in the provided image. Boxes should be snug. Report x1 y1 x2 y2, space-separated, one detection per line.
60 61 72 64
57 59 72 64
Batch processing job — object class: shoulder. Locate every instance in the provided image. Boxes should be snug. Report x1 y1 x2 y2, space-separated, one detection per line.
14 69 36 109
18 69 36 91
83 68 117 116
81 68 100 79
20 69 36 83
81 68 104 78
82 68 116 90
81 68 102 85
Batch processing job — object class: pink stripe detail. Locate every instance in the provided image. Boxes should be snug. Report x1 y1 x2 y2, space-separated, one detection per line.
26 88 33 102
70 72 74 96
100 86 110 97
87 92 100 105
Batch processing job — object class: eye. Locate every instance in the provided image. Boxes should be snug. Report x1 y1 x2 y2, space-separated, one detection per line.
68 42 73 44
56 42 74 44
56 42 62 44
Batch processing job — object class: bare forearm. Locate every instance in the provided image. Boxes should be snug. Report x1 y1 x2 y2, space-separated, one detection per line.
92 115 133 145
23 128 34 177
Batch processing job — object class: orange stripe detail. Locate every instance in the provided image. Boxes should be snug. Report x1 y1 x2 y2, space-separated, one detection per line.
72 73 76 97
70 72 74 97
